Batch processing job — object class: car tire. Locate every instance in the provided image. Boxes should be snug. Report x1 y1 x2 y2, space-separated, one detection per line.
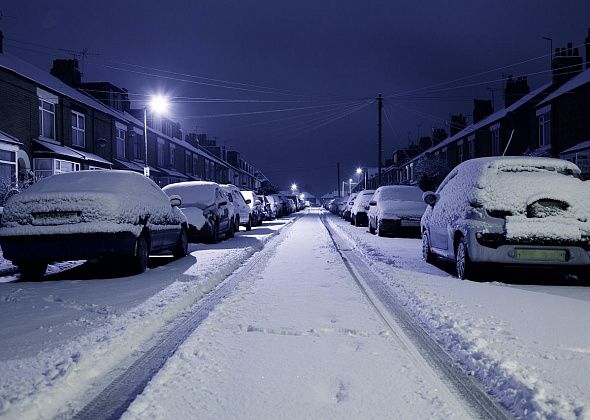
422 232 435 263
130 234 149 274
369 219 376 234
172 228 188 259
209 222 220 244
456 237 477 280
234 216 240 232
17 263 48 281
377 219 386 237
246 216 252 231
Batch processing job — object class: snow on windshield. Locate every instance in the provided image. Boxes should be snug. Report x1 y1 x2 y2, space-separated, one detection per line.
379 186 423 202
163 182 217 209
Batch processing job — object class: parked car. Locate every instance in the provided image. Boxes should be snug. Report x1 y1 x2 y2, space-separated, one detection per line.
343 193 358 222
0 170 188 279
284 197 297 214
267 194 284 218
221 184 253 230
241 190 264 226
350 190 376 226
421 157 590 280
258 194 273 220
163 181 234 243
368 186 426 236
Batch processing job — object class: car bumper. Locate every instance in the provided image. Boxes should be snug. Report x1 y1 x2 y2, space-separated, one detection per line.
0 232 138 263
380 218 421 232
355 212 368 226
467 230 590 266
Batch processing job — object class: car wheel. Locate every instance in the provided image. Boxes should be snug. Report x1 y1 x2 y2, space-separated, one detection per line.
246 216 252 231
130 234 149 274
369 219 376 234
456 238 476 280
209 222 220 244
422 232 435 263
172 228 188 259
17 263 48 281
234 216 240 232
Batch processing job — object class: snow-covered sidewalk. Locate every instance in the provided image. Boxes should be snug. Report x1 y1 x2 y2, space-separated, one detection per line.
124 211 473 419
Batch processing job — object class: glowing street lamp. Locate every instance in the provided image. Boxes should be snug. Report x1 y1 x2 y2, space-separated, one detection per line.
143 94 170 177
291 183 297 193
356 167 367 190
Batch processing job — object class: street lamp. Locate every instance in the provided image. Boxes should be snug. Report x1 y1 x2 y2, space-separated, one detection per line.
143 94 170 177
356 167 367 190
349 178 353 195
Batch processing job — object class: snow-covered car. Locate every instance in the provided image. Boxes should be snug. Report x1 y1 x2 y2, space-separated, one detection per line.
241 190 264 226
221 184 253 230
343 193 358 222
421 157 590 280
267 194 284 218
163 181 234 243
350 189 376 226
0 170 188 279
368 186 426 236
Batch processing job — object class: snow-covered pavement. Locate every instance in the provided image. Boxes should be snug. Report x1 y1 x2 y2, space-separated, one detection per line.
123 210 475 419
0 218 291 418
1 209 590 419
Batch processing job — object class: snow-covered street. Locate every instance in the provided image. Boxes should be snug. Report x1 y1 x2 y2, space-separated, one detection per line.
1 209 590 419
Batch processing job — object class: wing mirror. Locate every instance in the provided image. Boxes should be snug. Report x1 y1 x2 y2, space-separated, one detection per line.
169 195 182 207
245 199 252 204
219 201 227 207
369 201 377 206
422 192 439 207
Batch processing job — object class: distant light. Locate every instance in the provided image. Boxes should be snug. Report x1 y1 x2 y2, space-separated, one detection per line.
299 193 304 199
291 183 297 191
349 178 353 183
356 168 362 174
149 94 170 115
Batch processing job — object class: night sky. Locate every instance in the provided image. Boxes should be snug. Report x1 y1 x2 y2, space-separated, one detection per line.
1 1 589 196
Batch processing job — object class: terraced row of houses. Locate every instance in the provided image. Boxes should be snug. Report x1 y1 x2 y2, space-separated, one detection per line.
0 31 268 198
363 30 590 190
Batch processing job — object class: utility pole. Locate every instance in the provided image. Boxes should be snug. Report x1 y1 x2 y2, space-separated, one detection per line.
337 162 341 197
377 94 383 188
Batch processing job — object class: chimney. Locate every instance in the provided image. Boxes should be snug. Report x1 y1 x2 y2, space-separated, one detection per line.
473 99 494 123
0 30 4 54
551 42 583 85
449 114 466 136
432 128 447 145
585 29 590 69
50 59 82 87
504 76 530 108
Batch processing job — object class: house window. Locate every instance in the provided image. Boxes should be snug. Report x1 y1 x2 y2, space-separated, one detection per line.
38 99 56 140
185 152 191 173
0 146 17 184
468 138 475 159
169 143 176 167
491 126 500 155
441 147 448 163
133 133 143 160
34 158 80 178
71 111 85 147
116 127 126 159
193 156 199 177
538 112 551 147
457 140 464 163
157 139 165 167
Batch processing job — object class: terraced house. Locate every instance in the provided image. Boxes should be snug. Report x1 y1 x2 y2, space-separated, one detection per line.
0 31 267 200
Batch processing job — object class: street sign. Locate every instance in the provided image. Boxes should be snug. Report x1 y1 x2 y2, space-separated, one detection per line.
143 166 150 177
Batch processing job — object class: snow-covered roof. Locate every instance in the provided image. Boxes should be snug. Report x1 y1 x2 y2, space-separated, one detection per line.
0 53 127 121
538 68 590 106
0 129 22 145
560 140 590 155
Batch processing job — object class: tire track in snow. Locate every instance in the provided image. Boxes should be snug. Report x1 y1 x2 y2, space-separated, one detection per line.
72 221 296 420
319 213 514 420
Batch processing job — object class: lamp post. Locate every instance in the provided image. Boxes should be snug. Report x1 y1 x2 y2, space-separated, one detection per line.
349 178 353 195
143 94 170 177
356 167 367 190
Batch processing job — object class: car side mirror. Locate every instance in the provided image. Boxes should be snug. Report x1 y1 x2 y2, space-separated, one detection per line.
423 192 439 207
364 206 370 211
219 201 227 207
369 201 377 206
245 199 252 204
169 195 182 207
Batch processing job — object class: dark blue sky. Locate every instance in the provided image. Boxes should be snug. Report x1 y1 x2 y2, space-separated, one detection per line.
2 1 589 195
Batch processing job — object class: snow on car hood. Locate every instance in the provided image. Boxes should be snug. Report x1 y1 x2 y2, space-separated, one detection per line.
469 158 590 241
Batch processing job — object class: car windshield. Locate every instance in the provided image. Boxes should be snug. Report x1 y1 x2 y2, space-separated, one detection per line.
163 182 217 208
380 188 423 202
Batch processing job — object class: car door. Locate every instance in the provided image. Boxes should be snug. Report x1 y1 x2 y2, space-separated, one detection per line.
369 190 380 227
216 188 230 231
428 175 456 250
148 182 181 250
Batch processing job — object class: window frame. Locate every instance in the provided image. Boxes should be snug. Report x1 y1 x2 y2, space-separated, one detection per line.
71 110 86 147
